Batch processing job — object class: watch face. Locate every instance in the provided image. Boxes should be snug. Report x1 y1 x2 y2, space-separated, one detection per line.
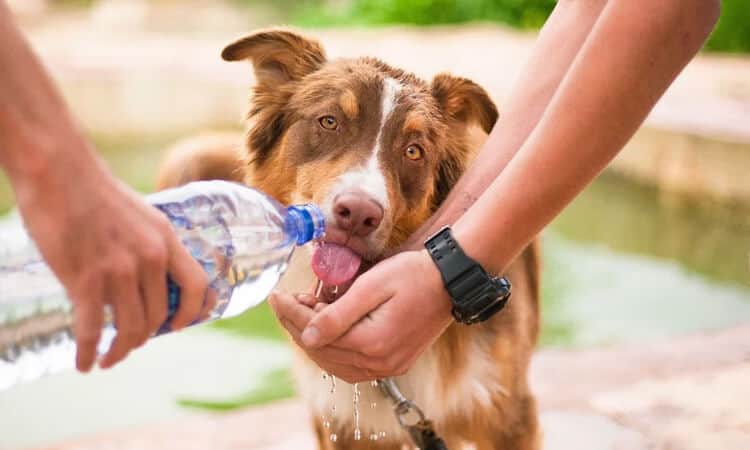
456 284 510 324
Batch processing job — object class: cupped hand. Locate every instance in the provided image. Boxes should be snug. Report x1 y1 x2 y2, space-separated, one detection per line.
269 249 453 383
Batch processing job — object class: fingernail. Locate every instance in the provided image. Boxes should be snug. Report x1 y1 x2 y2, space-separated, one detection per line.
296 293 315 306
301 326 320 347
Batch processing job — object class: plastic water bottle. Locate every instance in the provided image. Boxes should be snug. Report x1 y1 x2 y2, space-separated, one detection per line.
0 180 325 391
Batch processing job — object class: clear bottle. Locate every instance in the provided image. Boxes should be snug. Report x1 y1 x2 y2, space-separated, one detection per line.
0 180 325 391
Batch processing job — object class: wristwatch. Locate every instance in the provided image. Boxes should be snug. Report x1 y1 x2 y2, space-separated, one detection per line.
424 226 511 324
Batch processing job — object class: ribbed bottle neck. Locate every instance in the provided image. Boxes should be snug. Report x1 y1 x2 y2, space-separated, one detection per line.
286 204 326 245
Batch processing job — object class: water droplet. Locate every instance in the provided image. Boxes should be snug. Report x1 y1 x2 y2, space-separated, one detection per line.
322 371 329 381
323 420 331 429
369 433 379 441
328 375 337 424
379 431 386 439
329 433 338 442
370 380 379 387
354 429 361 441
353 383 361 440
370 402 377 409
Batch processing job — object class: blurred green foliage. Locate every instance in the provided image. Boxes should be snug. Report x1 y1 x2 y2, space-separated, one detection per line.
287 0 750 53
210 302 286 341
178 368 295 411
294 0 555 29
705 0 750 53
50 0 96 8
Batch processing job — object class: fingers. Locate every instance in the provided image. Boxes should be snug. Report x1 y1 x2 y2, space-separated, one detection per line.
72 286 104 373
272 291 413 382
99 264 148 369
166 231 208 330
139 245 169 335
269 292 315 331
302 273 393 349
279 318 376 383
296 290 318 308
199 288 217 322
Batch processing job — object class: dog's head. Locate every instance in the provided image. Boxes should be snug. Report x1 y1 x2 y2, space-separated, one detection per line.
223 29 497 286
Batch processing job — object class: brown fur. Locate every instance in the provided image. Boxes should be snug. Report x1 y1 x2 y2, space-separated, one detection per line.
157 28 540 450
156 133 245 190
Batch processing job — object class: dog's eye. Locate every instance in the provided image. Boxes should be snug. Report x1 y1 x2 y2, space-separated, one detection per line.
404 144 424 161
318 116 339 131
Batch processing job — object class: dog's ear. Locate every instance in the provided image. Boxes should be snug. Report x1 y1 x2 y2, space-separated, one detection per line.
222 29 326 86
431 73 498 133
430 74 498 208
222 29 326 165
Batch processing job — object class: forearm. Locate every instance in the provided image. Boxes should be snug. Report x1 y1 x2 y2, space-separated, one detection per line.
0 3 99 184
402 0 607 249
454 0 721 274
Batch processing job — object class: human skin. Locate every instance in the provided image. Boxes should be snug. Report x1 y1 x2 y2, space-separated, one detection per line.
270 0 722 382
0 3 208 371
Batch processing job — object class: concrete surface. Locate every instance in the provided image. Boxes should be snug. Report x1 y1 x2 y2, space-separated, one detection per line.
37 325 750 450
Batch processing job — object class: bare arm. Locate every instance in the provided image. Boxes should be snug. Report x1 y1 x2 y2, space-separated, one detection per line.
454 0 721 274
400 0 610 252
0 3 207 371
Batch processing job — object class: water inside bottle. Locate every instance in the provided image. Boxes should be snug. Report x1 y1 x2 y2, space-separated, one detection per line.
0 190 295 390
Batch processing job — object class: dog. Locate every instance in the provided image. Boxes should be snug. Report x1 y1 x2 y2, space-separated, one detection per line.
157 29 541 450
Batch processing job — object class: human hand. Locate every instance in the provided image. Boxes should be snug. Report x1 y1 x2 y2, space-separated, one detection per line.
11 144 208 372
269 250 453 383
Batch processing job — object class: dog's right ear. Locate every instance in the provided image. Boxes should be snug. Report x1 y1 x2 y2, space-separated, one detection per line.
222 29 326 165
222 29 327 86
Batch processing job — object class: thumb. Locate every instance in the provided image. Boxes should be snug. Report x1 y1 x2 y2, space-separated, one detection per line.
301 272 391 349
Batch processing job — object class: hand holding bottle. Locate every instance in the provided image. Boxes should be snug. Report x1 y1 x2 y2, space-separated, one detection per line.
9 144 209 372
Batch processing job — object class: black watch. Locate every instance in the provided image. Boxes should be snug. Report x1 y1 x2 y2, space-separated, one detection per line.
424 226 511 324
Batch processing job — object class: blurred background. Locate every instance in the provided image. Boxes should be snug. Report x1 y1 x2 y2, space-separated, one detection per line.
1 0 749 449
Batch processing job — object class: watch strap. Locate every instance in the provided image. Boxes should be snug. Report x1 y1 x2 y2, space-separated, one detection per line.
425 226 511 324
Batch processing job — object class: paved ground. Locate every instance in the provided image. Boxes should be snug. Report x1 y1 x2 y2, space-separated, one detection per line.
40 325 750 450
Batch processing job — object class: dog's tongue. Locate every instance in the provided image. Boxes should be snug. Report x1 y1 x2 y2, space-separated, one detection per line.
312 243 362 286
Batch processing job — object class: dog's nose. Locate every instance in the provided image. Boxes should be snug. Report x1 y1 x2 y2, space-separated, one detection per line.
332 191 384 237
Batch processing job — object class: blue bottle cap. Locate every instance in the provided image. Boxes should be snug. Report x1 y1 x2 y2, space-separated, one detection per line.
286 204 326 245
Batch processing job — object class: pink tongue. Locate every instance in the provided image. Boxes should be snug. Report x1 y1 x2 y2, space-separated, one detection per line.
312 243 362 286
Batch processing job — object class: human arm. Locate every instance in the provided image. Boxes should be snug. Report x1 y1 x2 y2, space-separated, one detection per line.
0 3 208 371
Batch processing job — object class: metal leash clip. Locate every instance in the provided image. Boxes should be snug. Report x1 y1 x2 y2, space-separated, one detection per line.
377 378 449 450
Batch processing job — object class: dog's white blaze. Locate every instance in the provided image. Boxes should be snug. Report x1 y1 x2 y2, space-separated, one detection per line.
323 77 401 222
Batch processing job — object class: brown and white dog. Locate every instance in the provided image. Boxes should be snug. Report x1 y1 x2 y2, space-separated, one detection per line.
157 29 541 450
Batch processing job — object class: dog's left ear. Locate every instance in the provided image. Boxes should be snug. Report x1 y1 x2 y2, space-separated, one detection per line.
430 74 498 209
431 73 498 133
